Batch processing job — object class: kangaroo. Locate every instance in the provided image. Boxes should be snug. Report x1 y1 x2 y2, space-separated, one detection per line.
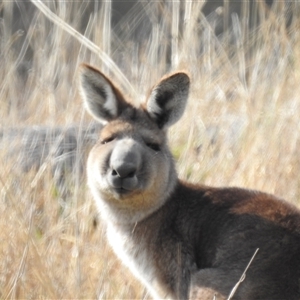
79 64 300 300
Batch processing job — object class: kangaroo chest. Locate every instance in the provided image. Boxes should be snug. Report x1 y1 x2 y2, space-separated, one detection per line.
106 223 174 299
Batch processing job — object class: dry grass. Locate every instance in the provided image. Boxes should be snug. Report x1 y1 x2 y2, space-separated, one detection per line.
0 1 300 299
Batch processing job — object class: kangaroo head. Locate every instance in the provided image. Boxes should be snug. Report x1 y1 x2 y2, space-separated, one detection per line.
79 64 190 223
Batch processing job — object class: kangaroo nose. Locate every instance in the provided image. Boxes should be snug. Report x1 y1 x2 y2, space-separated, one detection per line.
109 162 138 192
111 163 136 179
108 139 141 192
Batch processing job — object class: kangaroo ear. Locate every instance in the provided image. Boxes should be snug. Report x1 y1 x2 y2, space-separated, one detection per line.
79 64 127 124
146 72 190 129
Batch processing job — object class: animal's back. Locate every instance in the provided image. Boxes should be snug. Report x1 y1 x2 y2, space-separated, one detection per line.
173 182 300 299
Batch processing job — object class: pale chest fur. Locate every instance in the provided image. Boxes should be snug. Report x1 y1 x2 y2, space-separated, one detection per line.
106 223 172 299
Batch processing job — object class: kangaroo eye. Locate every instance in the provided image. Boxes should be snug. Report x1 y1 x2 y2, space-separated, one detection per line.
101 136 115 144
146 142 160 152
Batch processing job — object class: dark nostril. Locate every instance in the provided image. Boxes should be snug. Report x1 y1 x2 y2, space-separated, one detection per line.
127 171 135 178
111 164 136 179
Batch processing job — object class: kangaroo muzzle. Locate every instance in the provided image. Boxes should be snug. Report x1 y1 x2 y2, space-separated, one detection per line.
108 139 142 194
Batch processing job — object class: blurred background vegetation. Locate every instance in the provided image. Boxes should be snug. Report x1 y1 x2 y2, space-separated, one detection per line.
0 1 300 298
